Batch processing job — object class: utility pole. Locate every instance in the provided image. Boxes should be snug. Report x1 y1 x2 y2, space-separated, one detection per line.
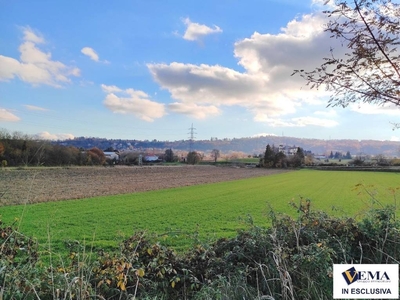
188 123 196 152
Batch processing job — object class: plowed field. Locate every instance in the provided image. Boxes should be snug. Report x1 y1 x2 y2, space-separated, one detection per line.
1 165 290 205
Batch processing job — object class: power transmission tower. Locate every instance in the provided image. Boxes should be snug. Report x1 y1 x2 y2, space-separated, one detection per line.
188 123 196 152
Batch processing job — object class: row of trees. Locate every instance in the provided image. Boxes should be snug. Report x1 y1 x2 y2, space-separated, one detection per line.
328 151 352 160
261 144 305 168
0 129 207 167
0 130 107 167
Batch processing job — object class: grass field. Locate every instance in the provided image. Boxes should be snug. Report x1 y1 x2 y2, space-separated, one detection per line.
1 169 399 253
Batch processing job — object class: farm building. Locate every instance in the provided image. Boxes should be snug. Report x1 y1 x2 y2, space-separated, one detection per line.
103 151 120 161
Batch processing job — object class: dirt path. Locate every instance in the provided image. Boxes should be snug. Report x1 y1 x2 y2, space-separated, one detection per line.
0 165 291 205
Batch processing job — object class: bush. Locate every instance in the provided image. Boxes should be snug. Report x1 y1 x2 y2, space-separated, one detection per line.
391 158 400 166
187 151 202 165
0 199 398 299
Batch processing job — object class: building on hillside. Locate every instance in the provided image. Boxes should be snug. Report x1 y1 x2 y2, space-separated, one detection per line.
278 145 298 156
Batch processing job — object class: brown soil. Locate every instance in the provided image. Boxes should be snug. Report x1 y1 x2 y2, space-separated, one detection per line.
0 165 290 205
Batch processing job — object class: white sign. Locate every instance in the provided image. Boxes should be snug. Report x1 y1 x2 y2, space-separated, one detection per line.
333 264 399 299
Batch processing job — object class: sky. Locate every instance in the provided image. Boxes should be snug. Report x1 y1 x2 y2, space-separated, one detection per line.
1 0 400 142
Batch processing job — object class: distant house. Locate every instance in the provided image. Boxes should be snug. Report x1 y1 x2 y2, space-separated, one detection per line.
314 155 327 161
144 155 160 162
104 151 119 161
278 145 298 156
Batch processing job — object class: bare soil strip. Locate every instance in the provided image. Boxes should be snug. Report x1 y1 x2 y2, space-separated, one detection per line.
1 165 290 205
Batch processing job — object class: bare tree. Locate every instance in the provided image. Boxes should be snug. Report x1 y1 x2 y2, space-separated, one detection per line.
187 151 202 165
211 149 220 163
293 0 400 112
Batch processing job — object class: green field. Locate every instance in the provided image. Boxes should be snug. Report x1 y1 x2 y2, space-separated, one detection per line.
1 169 399 253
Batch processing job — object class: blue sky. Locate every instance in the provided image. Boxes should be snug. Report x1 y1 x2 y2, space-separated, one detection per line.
1 0 400 141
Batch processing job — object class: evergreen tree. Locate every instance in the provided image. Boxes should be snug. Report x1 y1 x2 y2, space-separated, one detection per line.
290 147 304 167
334 151 342 159
296 147 305 159
264 144 275 167
165 148 175 162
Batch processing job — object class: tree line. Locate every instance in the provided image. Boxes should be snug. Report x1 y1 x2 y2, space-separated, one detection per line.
261 144 306 168
0 129 205 167
0 129 106 167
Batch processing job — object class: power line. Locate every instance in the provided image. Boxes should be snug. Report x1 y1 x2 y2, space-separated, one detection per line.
188 123 196 152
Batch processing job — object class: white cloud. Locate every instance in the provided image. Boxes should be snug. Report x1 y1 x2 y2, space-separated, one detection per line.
0 27 80 87
314 109 338 117
168 102 220 119
182 18 222 41
291 116 338 127
391 136 400 142
102 84 165 122
148 13 340 125
0 108 20 122
256 116 338 128
23 28 45 44
23 104 49 111
35 131 74 140
101 84 122 93
350 103 400 116
148 62 299 118
81 47 99 62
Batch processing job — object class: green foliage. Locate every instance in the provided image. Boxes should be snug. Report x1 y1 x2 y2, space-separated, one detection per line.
0 219 41 298
1 170 400 256
287 147 305 168
273 151 287 168
164 148 177 163
263 144 275 167
1 198 398 299
1 160 6 168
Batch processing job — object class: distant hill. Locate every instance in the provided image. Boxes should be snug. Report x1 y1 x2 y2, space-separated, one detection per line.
56 136 400 157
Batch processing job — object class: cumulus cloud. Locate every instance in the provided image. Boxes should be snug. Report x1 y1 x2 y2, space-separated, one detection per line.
23 28 45 44
265 116 338 128
0 108 20 122
0 27 80 87
101 84 122 93
102 84 165 122
168 102 220 119
350 103 400 116
35 131 74 140
148 12 341 127
182 18 222 41
148 62 299 118
23 104 49 111
81 47 99 62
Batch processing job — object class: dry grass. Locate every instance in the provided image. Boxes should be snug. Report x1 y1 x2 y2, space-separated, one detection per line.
0 165 290 205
